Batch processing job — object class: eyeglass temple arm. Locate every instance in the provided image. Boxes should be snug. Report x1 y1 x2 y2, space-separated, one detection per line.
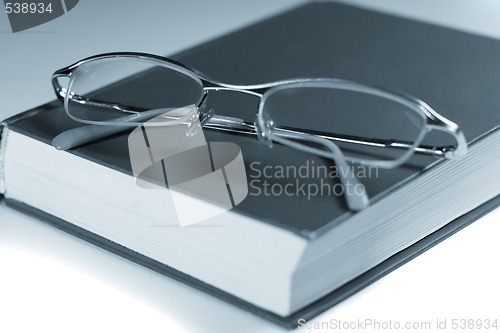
205 115 460 159
51 108 463 158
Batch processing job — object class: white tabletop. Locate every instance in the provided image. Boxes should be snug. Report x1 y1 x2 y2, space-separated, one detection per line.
1 1 499 332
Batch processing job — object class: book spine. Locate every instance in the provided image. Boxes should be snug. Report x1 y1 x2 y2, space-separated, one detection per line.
0 123 8 196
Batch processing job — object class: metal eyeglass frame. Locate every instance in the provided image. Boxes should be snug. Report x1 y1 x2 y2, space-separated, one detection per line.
51 52 468 211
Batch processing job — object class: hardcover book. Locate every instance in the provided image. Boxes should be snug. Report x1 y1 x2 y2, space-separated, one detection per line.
1 2 500 328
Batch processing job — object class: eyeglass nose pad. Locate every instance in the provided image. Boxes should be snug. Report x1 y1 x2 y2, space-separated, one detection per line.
180 105 201 137
186 117 201 137
255 115 274 148
185 105 215 137
185 95 215 137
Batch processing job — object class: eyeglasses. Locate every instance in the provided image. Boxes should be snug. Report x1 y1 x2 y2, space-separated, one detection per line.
51 52 468 211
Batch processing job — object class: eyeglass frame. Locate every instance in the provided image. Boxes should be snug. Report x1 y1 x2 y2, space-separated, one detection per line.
51 52 468 210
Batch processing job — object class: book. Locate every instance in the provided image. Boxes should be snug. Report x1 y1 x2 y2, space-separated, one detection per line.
1 2 500 328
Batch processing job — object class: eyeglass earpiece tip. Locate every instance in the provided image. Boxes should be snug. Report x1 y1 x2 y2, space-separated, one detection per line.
52 135 69 150
345 189 370 211
445 131 468 160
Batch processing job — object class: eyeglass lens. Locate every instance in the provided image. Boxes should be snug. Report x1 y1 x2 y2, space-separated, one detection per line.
262 86 426 162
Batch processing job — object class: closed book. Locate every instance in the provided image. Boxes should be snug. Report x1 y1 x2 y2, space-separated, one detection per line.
1 2 500 328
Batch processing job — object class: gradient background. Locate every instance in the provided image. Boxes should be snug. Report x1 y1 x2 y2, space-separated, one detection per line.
1 1 499 332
